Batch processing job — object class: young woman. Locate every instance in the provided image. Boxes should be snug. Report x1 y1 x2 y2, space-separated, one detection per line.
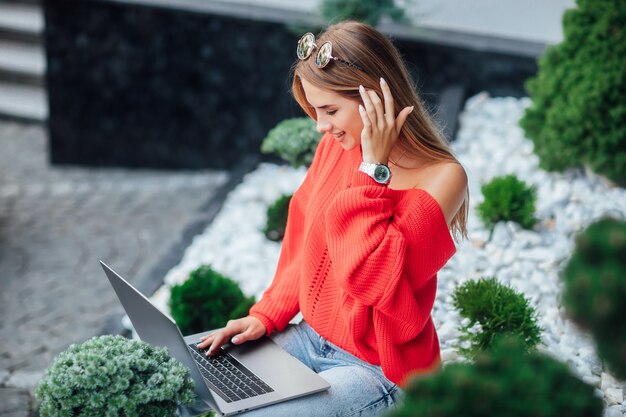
195 20 468 416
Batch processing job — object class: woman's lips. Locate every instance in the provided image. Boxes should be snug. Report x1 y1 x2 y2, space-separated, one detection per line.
333 132 345 141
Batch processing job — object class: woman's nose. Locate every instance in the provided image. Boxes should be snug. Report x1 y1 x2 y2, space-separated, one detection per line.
316 120 332 133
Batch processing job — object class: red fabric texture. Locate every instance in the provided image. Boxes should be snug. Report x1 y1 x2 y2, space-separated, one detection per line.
250 133 456 386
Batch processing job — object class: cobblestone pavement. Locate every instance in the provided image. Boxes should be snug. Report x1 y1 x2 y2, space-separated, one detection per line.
0 121 230 416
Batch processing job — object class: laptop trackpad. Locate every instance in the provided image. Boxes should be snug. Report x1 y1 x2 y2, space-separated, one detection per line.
229 338 330 397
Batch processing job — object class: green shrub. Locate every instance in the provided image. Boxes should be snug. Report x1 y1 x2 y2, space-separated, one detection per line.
561 217 626 379
477 174 537 231
389 336 603 417
169 266 255 336
260 118 321 168
320 0 405 26
260 118 315 243
263 194 293 241
452 277 542 359
36 335 195 417
519 0 626 186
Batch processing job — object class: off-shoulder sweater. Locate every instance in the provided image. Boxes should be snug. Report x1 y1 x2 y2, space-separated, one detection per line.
249 133 456 386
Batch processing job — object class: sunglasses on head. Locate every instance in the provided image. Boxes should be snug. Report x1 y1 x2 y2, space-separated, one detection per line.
297 32 366 73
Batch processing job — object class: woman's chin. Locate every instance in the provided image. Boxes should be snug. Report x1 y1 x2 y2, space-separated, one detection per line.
339 137 360 151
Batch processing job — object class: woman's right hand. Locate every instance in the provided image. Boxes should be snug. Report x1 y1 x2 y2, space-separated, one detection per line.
196 316 267 356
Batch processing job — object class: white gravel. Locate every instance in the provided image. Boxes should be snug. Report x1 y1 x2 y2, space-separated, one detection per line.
149 92 626 415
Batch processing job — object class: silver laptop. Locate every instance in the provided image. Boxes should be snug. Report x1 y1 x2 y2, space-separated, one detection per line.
100 261 329 416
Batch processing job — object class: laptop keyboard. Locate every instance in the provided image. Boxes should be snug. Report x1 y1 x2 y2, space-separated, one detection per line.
189 343 275 403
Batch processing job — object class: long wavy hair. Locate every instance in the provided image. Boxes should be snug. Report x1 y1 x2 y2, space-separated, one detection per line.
291 20 468 239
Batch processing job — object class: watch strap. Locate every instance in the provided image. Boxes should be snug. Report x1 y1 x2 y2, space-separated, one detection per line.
358 161 392 185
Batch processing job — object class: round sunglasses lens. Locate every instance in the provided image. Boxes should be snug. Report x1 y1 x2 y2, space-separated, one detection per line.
315 42 333 68
297 33 315 60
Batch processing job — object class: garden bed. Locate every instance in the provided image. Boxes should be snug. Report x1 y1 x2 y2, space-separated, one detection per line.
146 92 626 414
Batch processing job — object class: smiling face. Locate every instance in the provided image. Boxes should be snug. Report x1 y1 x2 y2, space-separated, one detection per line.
300 78 363 151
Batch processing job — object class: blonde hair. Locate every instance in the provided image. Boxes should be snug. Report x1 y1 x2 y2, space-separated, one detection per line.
291 20 468 239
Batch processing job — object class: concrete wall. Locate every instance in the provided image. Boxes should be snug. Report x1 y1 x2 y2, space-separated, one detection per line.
44 0 539 169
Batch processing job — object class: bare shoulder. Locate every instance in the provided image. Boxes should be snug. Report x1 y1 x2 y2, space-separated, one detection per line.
418 162 468 226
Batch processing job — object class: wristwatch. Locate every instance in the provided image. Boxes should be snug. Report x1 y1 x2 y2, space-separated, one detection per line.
359 161 392 185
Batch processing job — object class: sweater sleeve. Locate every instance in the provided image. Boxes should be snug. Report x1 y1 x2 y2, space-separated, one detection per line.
249 134 330 335
325 168 456 337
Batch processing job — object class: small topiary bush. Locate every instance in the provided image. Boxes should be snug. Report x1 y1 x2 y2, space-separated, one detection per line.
36 335 195 417
477 174 537 232
260 118 321 169
261 118 318 242
169 265 255 336
263 194 293 241
519 0 626 186
452 277 542 359
389 336 603 417
561 217 626 379
320 0 405 26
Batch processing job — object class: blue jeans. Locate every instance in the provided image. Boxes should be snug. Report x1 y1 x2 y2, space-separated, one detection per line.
179 321 402 417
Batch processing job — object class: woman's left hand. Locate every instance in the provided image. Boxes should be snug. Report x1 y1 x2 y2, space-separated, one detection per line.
358 78 414 164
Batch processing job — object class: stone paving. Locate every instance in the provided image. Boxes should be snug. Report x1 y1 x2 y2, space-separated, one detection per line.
0 121 230 416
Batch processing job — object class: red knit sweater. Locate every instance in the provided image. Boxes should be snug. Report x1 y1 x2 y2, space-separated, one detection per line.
250 133 456 386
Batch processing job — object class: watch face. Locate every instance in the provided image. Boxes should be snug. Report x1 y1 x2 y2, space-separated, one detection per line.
373 165 391 183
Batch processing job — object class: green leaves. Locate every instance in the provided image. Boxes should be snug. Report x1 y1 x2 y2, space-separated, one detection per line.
561 217 626 379
452 277 542 359
263 193 293 241
520 0 626 185
169 265 255 336
389 336 603 417
261 118 321 168
36 335 195 417
320 0 405 26
477 174 537 231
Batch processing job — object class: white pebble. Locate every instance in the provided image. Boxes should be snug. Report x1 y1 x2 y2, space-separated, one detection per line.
605 388 624 406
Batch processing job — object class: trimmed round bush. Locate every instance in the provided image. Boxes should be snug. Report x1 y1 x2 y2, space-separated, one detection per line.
169 265 255 336
519 0 626 185
260 118 321 168
477 174 537 231
320 0 405 26
389 336 603 417
263 193 293 241
561 217 626 379
452 277 542 359
36 335 195 417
